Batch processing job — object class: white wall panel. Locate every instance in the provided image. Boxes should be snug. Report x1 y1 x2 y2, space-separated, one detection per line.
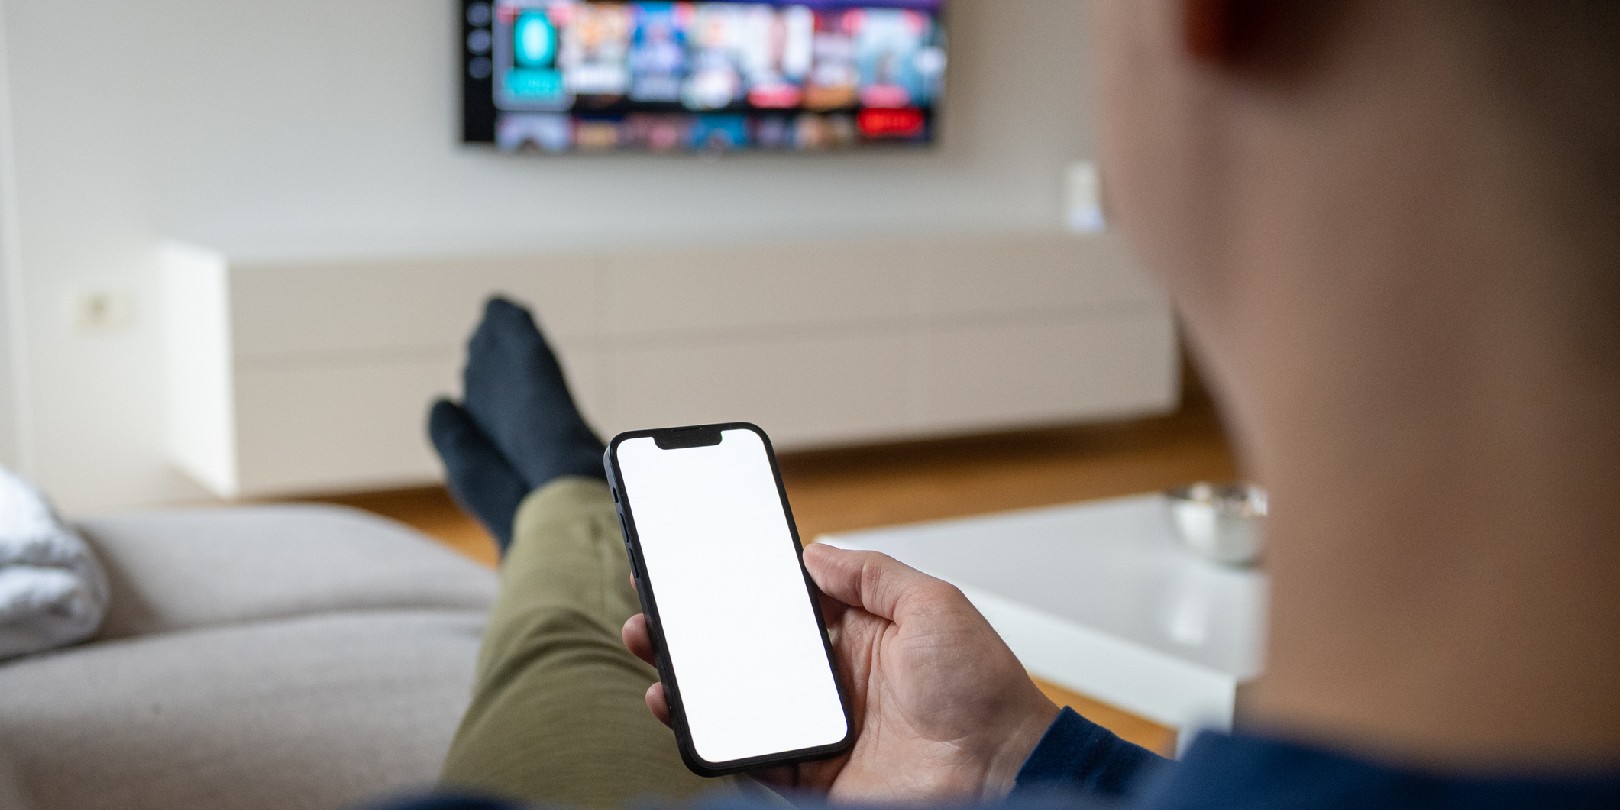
601 331 917 447
233 356 458 496
0 254 16 471
229 254 603 359
917 309 1179 430
227 343 605 498
0 12 21 473
162 243 236 494
605 241 922 338
917 235 1163 319
0 219 16 473
0 336 13 472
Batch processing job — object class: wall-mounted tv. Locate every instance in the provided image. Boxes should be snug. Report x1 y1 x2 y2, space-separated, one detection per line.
461 1 947 153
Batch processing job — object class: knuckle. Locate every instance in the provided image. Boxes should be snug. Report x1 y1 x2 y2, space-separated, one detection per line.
918 578 964 604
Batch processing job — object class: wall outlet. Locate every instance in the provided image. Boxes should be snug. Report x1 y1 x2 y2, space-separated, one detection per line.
70 289 137 334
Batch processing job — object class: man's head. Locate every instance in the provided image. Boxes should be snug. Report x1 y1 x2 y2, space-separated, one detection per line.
1091 5 1620 766
1091 0 1620 465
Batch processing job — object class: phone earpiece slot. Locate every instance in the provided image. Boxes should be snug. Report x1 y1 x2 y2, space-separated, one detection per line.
653 425 725 450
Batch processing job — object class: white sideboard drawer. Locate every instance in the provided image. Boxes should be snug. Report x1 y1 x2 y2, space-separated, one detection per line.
600 331 916 446
232 356 455 495
229 254 602 359
917 235 1162 318
916 309 1178 429
604 241 920 338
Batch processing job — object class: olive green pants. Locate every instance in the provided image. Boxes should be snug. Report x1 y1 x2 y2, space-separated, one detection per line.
440 477 760 808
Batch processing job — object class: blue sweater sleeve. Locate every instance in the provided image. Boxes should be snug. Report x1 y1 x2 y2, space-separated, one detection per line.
1011 707 1169 799
371 727 1620 810
379 709 1168 810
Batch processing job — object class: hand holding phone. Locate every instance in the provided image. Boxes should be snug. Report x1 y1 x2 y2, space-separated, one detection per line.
623 533 1062 802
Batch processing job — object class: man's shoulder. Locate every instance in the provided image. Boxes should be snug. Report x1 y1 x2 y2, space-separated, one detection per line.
1141 730 1620 810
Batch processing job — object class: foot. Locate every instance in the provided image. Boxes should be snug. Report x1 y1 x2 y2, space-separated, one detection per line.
461 296 606 490
427 399 529 551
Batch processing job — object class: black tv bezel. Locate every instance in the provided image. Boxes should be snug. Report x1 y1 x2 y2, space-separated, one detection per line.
458 0 948 154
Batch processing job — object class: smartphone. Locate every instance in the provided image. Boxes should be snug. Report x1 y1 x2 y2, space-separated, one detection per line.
605 422 853 777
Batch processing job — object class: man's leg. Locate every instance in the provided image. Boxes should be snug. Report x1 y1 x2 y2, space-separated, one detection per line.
440 477 745 807
429 298 773 807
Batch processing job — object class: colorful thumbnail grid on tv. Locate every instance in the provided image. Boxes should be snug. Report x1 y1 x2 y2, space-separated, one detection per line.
472 0 947 152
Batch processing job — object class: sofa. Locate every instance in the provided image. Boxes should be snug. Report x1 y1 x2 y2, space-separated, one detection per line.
0 503 498 810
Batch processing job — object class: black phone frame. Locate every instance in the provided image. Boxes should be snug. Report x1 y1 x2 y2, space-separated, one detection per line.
604 421 855 777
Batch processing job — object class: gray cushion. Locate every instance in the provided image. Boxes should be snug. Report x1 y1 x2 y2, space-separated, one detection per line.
78 504 496 640
0 742 29 810
0 610 485 810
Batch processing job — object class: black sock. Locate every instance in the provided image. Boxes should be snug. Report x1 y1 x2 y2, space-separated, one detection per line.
460 296 607 491
428 399 529 552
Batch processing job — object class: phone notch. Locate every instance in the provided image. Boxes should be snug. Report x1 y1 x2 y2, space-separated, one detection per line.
652 425 725 450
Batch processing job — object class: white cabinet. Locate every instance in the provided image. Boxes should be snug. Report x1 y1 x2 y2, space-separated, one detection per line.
163 233 1177 498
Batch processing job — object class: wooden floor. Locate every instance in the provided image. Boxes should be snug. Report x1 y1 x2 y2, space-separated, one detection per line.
317 399 1238 757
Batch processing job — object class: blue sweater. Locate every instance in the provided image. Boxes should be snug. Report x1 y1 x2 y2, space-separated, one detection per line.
378 708 1620 809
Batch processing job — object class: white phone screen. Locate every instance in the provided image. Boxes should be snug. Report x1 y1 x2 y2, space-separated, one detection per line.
615 427 848 766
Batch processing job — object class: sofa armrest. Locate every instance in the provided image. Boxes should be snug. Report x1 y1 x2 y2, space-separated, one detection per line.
78 504 496 641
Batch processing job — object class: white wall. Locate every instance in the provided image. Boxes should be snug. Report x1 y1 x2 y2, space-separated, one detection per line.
0 250 15 473
0 0 1101 513
0 247 15 473
0 175 14 471
0 2 20 474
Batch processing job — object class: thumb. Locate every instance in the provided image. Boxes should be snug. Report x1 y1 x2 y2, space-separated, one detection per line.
802 544 949 622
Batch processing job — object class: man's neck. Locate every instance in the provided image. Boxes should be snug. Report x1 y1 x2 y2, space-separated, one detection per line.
1231 218 1620 772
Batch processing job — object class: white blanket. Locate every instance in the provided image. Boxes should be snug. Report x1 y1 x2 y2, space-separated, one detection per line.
0 466 108 660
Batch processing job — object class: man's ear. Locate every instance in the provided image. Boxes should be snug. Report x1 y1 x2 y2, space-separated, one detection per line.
1181 0 1266 67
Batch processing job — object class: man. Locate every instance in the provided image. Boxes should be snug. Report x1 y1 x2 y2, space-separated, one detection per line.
393 1 1620 807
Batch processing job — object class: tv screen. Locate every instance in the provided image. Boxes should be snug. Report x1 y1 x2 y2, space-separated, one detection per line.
460 1 947 153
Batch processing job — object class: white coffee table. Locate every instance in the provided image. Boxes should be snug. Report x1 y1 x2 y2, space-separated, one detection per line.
818 494 1266 746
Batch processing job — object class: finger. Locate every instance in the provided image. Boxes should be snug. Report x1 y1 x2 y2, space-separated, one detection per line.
621 613 657 666
802 543 949 621
816 590 848 625
645 682 672 727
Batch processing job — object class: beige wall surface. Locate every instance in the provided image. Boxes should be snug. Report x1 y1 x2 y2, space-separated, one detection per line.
0 0 1099 511
0 269 14 473
0 3 18 474
0 254 15 473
